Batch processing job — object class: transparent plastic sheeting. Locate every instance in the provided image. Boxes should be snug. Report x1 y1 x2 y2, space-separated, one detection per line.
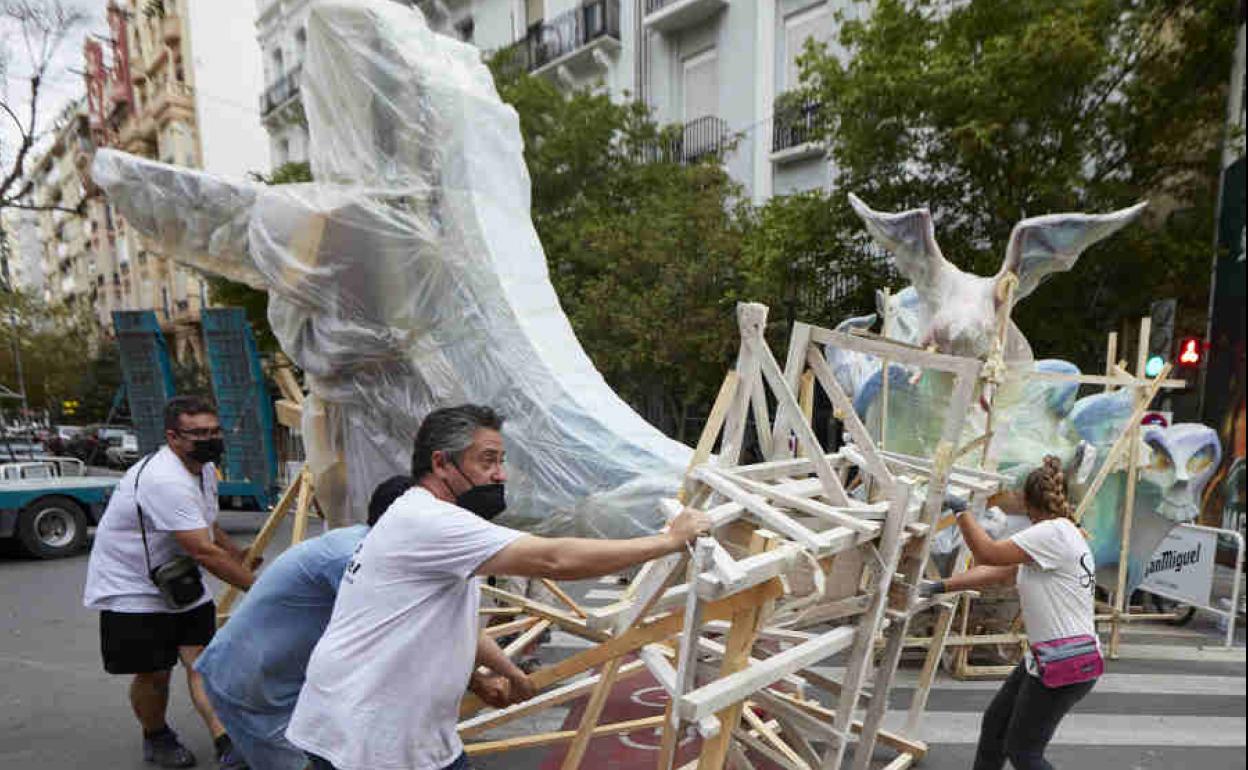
94 0 691 536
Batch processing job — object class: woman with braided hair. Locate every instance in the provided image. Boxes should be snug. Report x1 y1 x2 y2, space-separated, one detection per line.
921 455 1100 769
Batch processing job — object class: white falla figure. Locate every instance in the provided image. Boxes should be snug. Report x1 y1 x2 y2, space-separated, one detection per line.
93 0 690 534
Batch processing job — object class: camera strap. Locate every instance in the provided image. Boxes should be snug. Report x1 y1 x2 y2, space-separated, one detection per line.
133 452 158 581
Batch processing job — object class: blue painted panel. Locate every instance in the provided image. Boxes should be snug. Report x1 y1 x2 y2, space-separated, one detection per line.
112 311 175 455
201 309 277 508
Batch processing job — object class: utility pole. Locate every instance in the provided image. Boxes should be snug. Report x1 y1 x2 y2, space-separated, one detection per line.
0 219 31 418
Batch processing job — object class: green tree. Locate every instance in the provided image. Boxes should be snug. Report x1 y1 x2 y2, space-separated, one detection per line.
492 65 749 440
0 287 92 417
798 0 1238 369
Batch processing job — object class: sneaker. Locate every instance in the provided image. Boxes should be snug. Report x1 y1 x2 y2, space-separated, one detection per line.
143 729 197 768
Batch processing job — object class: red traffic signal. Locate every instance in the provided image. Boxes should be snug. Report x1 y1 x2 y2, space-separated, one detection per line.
1177 337 1202 368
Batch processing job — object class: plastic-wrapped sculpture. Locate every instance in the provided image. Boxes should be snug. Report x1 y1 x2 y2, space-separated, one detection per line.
833 195 1221 595
92 0 689 535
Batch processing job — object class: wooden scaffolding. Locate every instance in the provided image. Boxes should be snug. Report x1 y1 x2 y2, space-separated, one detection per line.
457 302 1001 769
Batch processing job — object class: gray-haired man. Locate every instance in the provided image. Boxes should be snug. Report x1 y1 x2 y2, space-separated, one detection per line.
287 404 710 770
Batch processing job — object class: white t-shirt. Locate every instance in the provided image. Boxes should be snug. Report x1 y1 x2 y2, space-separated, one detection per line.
1010 517 1098 675
286 487 525 770
83 447 220 614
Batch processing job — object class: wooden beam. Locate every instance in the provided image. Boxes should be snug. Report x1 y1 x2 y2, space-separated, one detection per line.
462 715 664 756
559 657 624 769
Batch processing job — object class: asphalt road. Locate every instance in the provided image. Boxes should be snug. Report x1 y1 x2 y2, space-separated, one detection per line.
2 511 1245 770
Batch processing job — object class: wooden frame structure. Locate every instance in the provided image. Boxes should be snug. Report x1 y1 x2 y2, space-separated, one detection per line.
879 314 1187 673
457 302 999 769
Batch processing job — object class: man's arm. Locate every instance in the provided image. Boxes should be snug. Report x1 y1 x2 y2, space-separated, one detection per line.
174 528 254 590
955 510 1032 567
476 508 711 581
210 522 247 564
476 633 535 702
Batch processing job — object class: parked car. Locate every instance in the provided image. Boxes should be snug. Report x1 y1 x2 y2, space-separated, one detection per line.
0 457 117 558
105 432 140 468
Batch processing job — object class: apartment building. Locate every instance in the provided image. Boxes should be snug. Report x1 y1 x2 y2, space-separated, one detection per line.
255 0 858 200
73 0 269 359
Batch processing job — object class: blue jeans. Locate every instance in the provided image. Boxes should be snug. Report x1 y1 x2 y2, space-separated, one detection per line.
973 663 1096 770
307 751 471 770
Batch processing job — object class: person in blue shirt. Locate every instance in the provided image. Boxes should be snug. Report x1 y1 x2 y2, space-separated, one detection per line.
195 475 416 770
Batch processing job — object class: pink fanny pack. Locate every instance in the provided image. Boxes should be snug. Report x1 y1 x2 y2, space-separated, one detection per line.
1030 634 1103 688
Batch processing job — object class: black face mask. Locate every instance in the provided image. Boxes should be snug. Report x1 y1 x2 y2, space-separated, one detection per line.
451 460 506 520
189 438 225 465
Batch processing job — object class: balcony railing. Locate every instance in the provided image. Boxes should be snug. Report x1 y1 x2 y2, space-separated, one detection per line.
636 115 730 165
498 0 621 75
261 65 301 117
772 95 824 153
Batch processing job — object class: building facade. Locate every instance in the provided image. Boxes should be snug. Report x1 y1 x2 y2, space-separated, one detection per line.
255 0 858 201
45 0 272 360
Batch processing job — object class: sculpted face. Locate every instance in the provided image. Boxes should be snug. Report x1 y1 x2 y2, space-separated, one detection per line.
1141 423 1221 523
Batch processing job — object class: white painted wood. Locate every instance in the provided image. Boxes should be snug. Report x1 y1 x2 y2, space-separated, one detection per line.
693 468 824 550
677 626 857 721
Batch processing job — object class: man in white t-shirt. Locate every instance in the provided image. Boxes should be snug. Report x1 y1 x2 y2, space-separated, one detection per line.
84 396 256 769
286 404 711 770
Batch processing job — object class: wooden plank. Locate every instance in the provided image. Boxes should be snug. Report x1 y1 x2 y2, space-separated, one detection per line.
479 586 606 641
692 468 823 550
460 579 787 717
484 616 542 639
291 470 315 545
719 304 768 469
742 705 812 770
1111 317 1151 659
724 472 879 535
458 659 648 737
694 532 778 770
751 373 774 460
1072 364 1172 522
748 335 850 507
682 370 740 502
805 346 896 490
810 327 982 378
463 715 664 756
503 619 551 658
560 657 625 769
1004 368 1184 390
217 470 304 621
769 322 815 459
640 644 678 696
769 691 928 759
679 626 857 722
274 398 303 430
540 578 588 619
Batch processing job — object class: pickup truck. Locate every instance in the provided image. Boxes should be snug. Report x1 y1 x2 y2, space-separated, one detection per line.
0 458 118 559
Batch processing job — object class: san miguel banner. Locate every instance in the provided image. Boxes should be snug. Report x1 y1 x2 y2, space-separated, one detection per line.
1140 525 1218 607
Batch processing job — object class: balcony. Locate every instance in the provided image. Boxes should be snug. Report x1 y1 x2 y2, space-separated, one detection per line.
643 0 726 34
261 66 302 118
636 115 731 165
771 94 825 162
152 80 195 125
499 0 621 80
163 14 182 44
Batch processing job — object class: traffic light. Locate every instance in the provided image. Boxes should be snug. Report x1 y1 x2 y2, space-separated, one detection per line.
1144 354 1166 378
1176 337 1202 368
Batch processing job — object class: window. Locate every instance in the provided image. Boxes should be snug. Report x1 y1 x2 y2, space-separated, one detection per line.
681 48 718 122
272 48 285 79
278 138 290 165
455 17 475 43
296 27 307 57
783 2 833 91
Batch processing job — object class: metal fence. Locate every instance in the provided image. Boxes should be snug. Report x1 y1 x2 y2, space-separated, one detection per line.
499 0 621 75
635 115 731 165
260 65 301 117
772 96 825 153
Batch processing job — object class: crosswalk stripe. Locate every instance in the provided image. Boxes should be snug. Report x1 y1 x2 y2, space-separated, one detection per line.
807 666 1245 695
1114 643 1247 663
891 712 1247 746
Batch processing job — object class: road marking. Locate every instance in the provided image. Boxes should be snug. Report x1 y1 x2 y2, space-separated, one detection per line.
1113 643 1247 663
894 713 1246 746
807 667 1246 696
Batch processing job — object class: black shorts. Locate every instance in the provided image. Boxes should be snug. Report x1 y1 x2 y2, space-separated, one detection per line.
99 602 217 675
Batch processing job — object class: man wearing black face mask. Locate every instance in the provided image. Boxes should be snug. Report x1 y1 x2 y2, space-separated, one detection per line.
288 405 712 770
85 395 254 770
